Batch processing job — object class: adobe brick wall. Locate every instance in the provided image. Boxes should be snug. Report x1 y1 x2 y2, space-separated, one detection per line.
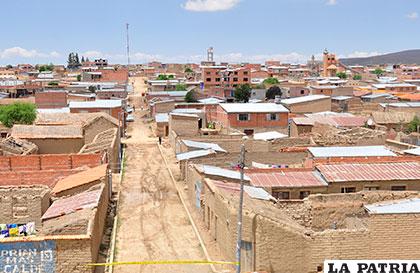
0 186 50 226
169 115 200 137
84 118 118 145
285 98 331 114
35 91 68 109
28 138 84 154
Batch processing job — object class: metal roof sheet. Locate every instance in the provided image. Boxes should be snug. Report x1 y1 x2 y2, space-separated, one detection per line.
253 131 288 141
155 113 169 123
198 165 251 181
172 108 203 114
220 103 289 113
308 146 396 158
69 99 122 108
403 147 420 156
176 149 216 161
248 171 328 188
182 140 227 153
317 162 420 183
281 95 330 105
365 198 420 214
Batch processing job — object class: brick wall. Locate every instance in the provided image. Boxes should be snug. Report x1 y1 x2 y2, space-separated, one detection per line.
35 91 68 109
286 98 332 114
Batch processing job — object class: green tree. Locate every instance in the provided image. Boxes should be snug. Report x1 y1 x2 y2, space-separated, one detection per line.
48 82 58 86
185 91 197 103
263 77 279 85
157 74 169 80
6 64 13 69
0 103 37 128
88 86 97 92
77 74 82 81
234 84 252 102
175 84 187 91
408 116 420 133
185 67 193 73
168 75 175 79
353 74 362 80
266 86 283 100
373 68 384 76
336 72 347 79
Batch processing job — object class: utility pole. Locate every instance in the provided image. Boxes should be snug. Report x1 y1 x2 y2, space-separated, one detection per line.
126 23 130 66
235 144 246 273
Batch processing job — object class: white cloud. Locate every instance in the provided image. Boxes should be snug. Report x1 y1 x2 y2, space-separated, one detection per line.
326 0 337 5
0 47 60 59
406 12 418 20
182 0 240 12
342 51 382 58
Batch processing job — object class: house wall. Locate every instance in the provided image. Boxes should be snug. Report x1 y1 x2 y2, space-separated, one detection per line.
326 179 420 193
70 107 123 120
169 115 200 137
84 118 117 145
27 138 84 154
285 98 332 114
35 91 68 109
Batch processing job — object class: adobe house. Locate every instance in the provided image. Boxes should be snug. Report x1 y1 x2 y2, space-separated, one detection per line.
281 95 331 114
169 112 201 137
69 99 124 120
210 103 289 135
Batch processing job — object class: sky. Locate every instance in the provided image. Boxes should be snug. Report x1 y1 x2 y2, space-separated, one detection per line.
0 0 419 65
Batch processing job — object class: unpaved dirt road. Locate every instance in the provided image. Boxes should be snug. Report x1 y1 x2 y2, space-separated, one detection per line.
113 78 211 273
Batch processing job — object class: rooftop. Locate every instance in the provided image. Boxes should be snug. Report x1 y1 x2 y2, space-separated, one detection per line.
196 164 251 181
253 131 288 141
182 139 227 153
176 149 216 161
308 146 396 158
317 162 420 183
248 171 327 188
281 95 330 105
11 125 83 139
219 103 289 113
365 198 420 214
69 99 122 109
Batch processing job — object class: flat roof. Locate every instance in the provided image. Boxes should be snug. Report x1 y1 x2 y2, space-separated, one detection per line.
253 131 288 141
11 125 83 139
317 162 420 183
219 103 289 113
281 95 330 105
155 113 169 123
69 99 122 108
176 149 216 161
365 198 420 214
308 146 396 158
182 140 227 153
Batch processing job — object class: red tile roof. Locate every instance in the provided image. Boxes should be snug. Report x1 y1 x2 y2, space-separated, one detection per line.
42 187 102 221
248 171 327 188
317 162 420 183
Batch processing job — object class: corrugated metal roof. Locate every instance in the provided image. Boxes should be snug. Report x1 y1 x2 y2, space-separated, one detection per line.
404 147 420 156
248 171 328 188
253 131 288 141
42 187 102 220
148 91 188 96
210 180 273 200
172 108 203 114
182 140 227 153
281 95 330 105
176 149 216 161
308 146 396 158
317 162 420 182
365 198 420 214
198 165 251 181
198 98 224 104
170 113 199 118
69 99 122 108
155 113 169 123
332 96 352 101
220 103 289 113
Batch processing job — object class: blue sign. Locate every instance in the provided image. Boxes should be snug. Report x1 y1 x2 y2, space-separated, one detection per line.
0 240 56 273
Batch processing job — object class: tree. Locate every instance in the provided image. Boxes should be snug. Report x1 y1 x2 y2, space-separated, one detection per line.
88 86 97 92
38 63 54 72
408 116 420 133
234 84 252 102
175 84 186 91
81 56 85 63
0 103 37 128
336 72 347 79
67 52 81 69
263 77 279 85
157 74 169 80
48 82 58 86
77 74 82 81
254 83 266 89
6 64 13 69
353 74 362 80
373 68 384 76
185 67 193 73
185 91 197 103
266 86 283 100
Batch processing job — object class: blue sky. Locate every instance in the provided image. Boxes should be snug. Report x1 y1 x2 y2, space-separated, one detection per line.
0 0 419 65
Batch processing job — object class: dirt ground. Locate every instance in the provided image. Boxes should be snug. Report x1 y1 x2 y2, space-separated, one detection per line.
113 77 213 273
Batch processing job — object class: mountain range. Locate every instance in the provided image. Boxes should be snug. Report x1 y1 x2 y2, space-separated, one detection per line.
340 49 420 66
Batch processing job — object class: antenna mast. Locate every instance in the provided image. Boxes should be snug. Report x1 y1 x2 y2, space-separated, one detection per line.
126 23 130 66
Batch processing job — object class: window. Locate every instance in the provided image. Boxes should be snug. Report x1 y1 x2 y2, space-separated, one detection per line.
238 114 250 121
206 71 211 75
234 71 238 75
243 78 249 82
364 186 379 191
267 113 278 121
273 191 290 200
243 71 248 75
341 187 356 193
233 78 238 82
244 129 254 135
391 185 406 191
300 191 310 199
300 90 305 95
206 78 211 82
215 78 221 82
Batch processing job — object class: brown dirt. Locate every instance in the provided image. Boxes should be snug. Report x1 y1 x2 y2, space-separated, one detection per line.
113 77 212 273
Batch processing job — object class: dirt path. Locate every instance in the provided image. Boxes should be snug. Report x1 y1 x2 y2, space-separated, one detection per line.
113 78 211 273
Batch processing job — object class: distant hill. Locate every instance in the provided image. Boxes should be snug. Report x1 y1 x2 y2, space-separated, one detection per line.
340 49 420 66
